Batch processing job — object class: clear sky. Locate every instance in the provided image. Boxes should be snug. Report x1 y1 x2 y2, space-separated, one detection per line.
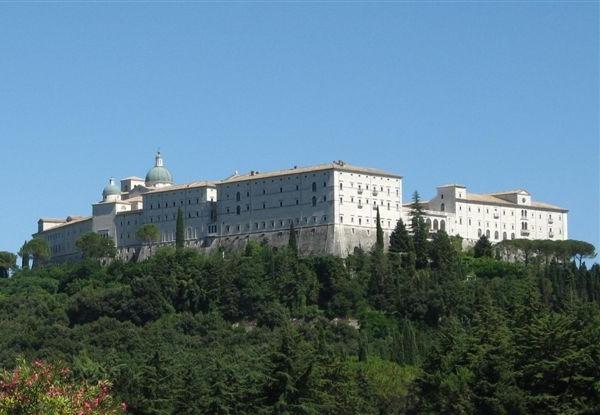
0 2 598 256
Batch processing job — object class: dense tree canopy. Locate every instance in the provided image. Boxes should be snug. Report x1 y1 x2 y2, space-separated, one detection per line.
19 238 50 268
76 232 117 261
0 225 598 414
0 252 16 278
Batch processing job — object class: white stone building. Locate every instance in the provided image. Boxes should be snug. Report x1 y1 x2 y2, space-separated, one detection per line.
405 184 568 244
33 154 568 262
34 154 402 261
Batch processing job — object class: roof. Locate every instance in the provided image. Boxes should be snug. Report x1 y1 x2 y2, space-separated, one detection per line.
39 218 67 223
145 180 217 195
121 176 144 181
145 166 173 186
460 192 567 212
37 216 92 233
220 161 402 184
437 183 466 188
487 189 530 196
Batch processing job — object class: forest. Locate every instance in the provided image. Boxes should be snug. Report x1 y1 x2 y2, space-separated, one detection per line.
0 206 598 414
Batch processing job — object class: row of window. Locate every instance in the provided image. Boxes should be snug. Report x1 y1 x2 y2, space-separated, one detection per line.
339 182 399 196
222 215 330 234
149 198 205 209
228 181 327 201
148 211 200 223
339 216 393 228
225 195 329 215
341 197 398 210
478 229 514 240
454 204 562 221
425 218 447 231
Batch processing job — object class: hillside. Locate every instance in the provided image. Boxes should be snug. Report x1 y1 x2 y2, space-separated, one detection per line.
0 234 599 414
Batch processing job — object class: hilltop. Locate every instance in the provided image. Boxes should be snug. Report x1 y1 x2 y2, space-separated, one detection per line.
0 232 599 414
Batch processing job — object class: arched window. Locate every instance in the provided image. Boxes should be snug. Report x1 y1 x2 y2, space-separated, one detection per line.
440 220 446 231
312 182 317 192
478 228 482 237
236 192 240 201
494 231 499 240
440 203 445 212
236 205 241 215
426 218 432 229
312 196 317 207
433 219 439 230
511 232 515 239
486 229 490 238
502 232 507 240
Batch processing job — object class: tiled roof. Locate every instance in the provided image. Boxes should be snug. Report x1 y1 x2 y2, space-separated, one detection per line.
487 189 530 196
145 181 216 194
461 193 567 212
37 216 92 232
220 161 402 184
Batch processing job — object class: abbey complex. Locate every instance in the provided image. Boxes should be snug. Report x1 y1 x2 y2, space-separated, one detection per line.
35 152 568 262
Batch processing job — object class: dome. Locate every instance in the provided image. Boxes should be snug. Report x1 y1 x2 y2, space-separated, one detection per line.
102 178 121 200
145 152 173 187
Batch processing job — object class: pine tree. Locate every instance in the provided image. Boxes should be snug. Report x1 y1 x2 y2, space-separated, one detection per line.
176 207 184 250
410 191 429 268
389 219 412 253
429 230 457 270
474 235 493 258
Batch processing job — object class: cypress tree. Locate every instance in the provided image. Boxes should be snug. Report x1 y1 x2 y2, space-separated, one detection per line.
176 207 185 249
19 240 30 270
288 223 298 255
375 207 384 253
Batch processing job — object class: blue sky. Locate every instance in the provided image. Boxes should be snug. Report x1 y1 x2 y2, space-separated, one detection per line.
0 2 598 256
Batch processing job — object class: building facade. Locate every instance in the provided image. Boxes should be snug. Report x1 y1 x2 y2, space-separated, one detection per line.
34 153 568 262
405 184 568 244
34 154 402 260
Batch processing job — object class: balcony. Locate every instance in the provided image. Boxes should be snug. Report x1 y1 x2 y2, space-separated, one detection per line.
520 216 528 221
549 232 555 238
493 212 500 219
357 189 363 195
548 218 554 224
520 229 530 236
372 205 378 210
372 190 378 196
358 204 363 209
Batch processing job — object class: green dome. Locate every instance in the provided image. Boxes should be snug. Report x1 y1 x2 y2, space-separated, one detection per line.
145 152 173 186
145 166 173 186
102 178 120 198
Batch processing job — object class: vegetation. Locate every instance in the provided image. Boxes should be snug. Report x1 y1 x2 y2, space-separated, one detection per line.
76 232 117 261
136 224 160 255
0 226 598 414
0 252 16 278
474 234 493 258
175 208 184 250
18 237 50 269
0 358 124 414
